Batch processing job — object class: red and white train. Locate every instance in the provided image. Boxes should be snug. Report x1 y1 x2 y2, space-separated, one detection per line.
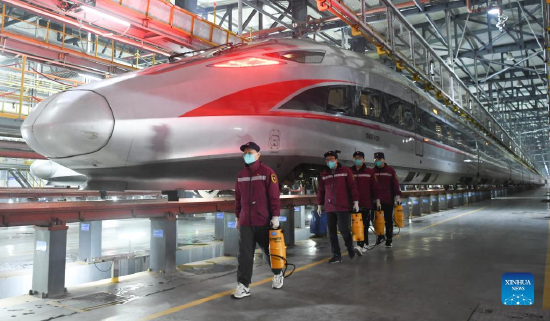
21 39 545 191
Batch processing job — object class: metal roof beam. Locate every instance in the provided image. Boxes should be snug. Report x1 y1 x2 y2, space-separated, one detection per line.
446 38 542 59
488 94 547 103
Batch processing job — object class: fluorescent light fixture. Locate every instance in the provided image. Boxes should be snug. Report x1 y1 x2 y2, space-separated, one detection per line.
81 6 131 26
488 7 500 15
464 159 473 163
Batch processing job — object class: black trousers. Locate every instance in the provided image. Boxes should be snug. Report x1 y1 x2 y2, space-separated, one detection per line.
237 226 282 287
380 204 394 239
357 209 373 247
327 211 353 256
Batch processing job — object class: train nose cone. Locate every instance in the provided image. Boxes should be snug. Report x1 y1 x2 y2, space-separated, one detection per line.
30 160 56 179
21 90 114 158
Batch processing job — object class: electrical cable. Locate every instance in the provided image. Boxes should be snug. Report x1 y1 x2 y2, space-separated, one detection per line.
93 261 113 273
29 67 77 87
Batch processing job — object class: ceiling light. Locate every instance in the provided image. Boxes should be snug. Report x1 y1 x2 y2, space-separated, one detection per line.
81 6 130 26
506 52 514 61
487 3 500 15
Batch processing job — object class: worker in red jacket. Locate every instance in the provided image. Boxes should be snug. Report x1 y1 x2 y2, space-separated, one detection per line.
350 151 380 255
372 152 402 248
317 150 360 263
232 142 283 299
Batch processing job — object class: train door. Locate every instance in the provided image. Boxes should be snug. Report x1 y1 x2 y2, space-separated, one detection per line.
415 139 423 157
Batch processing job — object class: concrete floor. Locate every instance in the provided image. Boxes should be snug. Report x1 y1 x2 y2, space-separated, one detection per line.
2 188 550 320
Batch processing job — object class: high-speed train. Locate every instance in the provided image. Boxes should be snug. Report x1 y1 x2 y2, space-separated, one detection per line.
30 160 87 187
21 39 545 191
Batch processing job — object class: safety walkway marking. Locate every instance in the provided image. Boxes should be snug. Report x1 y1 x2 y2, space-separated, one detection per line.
543 220 550 309
140 206 487 320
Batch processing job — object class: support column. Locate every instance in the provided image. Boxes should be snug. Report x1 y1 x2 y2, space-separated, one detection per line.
223 212 239 256
280 208 295 246
31 225 68 298
215 212 225 241
431 194 439 212
78 221 102 262
410 196 421 217
421 195 432 215
439 193 448 210
446 192 454 208
291 0 307 38
149 216 177 273
401 198 410 225
294 206 305 229
111 260 120 283
458 192 465 206
452 192 459 207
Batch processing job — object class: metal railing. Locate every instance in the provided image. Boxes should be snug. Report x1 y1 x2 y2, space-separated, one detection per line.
317 0 540 174
0 58 85 119
110 0 246 46
0 4 148 70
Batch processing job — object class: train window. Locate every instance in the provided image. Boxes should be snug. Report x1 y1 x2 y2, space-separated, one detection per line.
418 109 438 141
279 86 328 113
326 87 349 114
386 95 403 126
435 122 443 142
444 124 455 146
264 51 325 63
359 90 383 121
455 131 464 147
402 103 416 132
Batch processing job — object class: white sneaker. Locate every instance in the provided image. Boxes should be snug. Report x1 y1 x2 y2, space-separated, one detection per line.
231 283 250 299
354 245 363 256
272 272 284 289
361 245 368 253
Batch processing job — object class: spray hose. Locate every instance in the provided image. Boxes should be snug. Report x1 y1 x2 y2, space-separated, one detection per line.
269 254 296 278
360 209 400 251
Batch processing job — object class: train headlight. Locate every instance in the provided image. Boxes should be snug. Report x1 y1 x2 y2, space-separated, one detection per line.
209 57 283 68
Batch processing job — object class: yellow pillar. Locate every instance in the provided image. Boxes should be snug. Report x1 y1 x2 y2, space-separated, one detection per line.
18 55 26 119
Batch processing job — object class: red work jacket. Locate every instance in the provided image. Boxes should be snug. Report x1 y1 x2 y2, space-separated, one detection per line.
373 164 402 205
316 163 359 212
235 161 280 226
350 164 379 209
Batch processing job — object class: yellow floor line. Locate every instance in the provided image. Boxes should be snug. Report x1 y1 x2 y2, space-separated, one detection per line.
410 207 486 234
140 206 486 320
543 220 550 309
138 257 330 321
